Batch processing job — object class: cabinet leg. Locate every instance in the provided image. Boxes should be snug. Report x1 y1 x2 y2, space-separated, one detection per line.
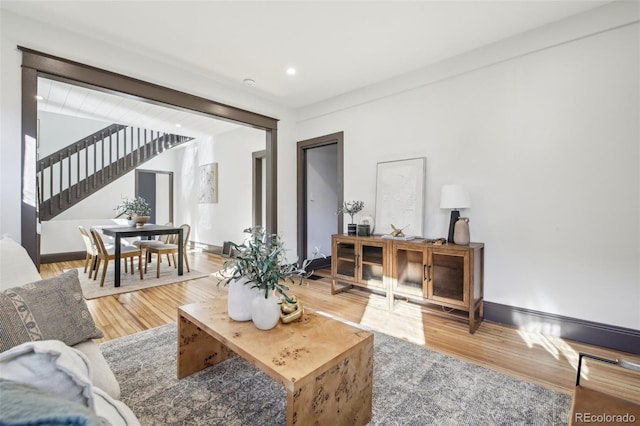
331 278 353 295
468 300 484 334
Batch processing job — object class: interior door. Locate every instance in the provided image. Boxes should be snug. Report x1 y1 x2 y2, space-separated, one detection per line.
305 144 338 264
136 170 173 225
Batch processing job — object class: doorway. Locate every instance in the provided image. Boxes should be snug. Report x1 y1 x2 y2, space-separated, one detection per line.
20 48 279 266
136 169 173 225
297 132 344 269
252 150 266 228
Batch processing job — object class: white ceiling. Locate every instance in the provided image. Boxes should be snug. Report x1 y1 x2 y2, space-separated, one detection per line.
3 0 612 108
37 77 241 139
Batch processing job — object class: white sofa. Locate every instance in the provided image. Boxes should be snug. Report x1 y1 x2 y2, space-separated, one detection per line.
0 235 139 425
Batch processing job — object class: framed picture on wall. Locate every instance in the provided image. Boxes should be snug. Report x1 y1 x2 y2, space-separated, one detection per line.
374 157 426 237
198 162 218 203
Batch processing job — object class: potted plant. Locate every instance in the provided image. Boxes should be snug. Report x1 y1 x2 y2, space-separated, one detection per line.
338 200 364 235
115 196 151 227
220 227 316 330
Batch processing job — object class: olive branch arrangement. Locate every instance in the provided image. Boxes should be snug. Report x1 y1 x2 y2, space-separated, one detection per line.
338 200 365 224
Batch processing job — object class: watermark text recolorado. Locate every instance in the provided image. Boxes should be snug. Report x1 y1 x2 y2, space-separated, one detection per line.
575 413 635 423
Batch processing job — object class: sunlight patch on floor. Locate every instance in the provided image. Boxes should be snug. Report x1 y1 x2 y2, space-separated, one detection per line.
516 322 579 372
313 291 424 345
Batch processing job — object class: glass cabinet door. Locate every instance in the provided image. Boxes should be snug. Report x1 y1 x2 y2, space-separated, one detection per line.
359 243 385 288
393 244 426 297
334 240 357 280
428 249 468 306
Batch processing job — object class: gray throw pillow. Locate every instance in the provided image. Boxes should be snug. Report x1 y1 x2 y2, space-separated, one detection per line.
0 269 103 352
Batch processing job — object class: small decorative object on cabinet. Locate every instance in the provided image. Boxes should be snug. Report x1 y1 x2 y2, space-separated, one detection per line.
360 214 375 234
453 217 470 245
357 224 371 236
331 234 387 294
440 184 471 243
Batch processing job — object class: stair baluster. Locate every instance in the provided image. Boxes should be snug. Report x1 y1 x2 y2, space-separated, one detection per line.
37 123 193 221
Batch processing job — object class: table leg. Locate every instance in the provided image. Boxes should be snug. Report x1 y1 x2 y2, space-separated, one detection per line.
177 228 183 276
114 235 121 287
286 335 373 426
177 314 234 379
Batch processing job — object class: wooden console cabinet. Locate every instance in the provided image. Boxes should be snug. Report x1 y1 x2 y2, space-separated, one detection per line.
392 240 484 333
331 234 484 333
331 235 387 294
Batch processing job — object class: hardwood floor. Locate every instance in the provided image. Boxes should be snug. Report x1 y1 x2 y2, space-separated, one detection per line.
41 251 639 404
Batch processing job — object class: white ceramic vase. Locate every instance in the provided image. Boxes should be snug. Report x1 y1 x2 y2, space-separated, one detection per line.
228 278 259 321
251 291 281 330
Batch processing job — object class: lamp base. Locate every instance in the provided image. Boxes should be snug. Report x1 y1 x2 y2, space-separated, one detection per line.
447 210 460 243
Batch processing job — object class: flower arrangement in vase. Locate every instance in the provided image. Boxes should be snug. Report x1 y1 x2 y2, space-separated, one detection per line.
220 227 319 330
114 196 151 227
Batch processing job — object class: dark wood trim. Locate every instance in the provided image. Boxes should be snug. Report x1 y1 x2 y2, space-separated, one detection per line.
19 47 278 266
296 132 344 265
485 301 640 354
266 130 277 234
40 251 86 264
252 150 266 228
190 241 223 255
19 47 278 130
21 66 39 268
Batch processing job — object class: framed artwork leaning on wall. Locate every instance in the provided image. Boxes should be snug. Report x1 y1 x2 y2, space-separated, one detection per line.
374 157 425 238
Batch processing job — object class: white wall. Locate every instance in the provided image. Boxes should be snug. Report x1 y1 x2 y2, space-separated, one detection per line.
39 111 111 157
175 127 265 248
295 3 639 329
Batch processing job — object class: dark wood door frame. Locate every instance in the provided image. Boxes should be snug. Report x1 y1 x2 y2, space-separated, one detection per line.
296 132 344 267
252 150 266 228
20 47 278 266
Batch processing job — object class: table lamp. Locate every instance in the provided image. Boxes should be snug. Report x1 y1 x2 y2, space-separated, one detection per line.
440 184 471 243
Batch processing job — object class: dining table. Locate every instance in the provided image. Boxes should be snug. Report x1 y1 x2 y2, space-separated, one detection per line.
97 224 184 287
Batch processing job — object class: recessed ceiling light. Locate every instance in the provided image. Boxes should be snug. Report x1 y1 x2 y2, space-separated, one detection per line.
243 78 256 87
175 123 182 128
35 95 44 100
286 67 296 75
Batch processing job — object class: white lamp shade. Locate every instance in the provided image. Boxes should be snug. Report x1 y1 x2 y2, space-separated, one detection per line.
440 184 471 209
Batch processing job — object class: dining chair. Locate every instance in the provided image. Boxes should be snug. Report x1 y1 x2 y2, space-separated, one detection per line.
78 226 99 278
133 222 174 265
144 224 191 278
90 228 144 287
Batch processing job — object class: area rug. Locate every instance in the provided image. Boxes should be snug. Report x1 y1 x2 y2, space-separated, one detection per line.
75 267 210 299
100 322 571 425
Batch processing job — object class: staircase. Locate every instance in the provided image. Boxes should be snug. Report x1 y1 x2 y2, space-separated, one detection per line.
37 124 193 221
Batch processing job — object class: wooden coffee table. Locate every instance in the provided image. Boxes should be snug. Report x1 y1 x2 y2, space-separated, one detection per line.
177 297 373 425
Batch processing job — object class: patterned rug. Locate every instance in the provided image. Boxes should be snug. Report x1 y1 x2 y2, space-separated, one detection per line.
100 322 571 425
